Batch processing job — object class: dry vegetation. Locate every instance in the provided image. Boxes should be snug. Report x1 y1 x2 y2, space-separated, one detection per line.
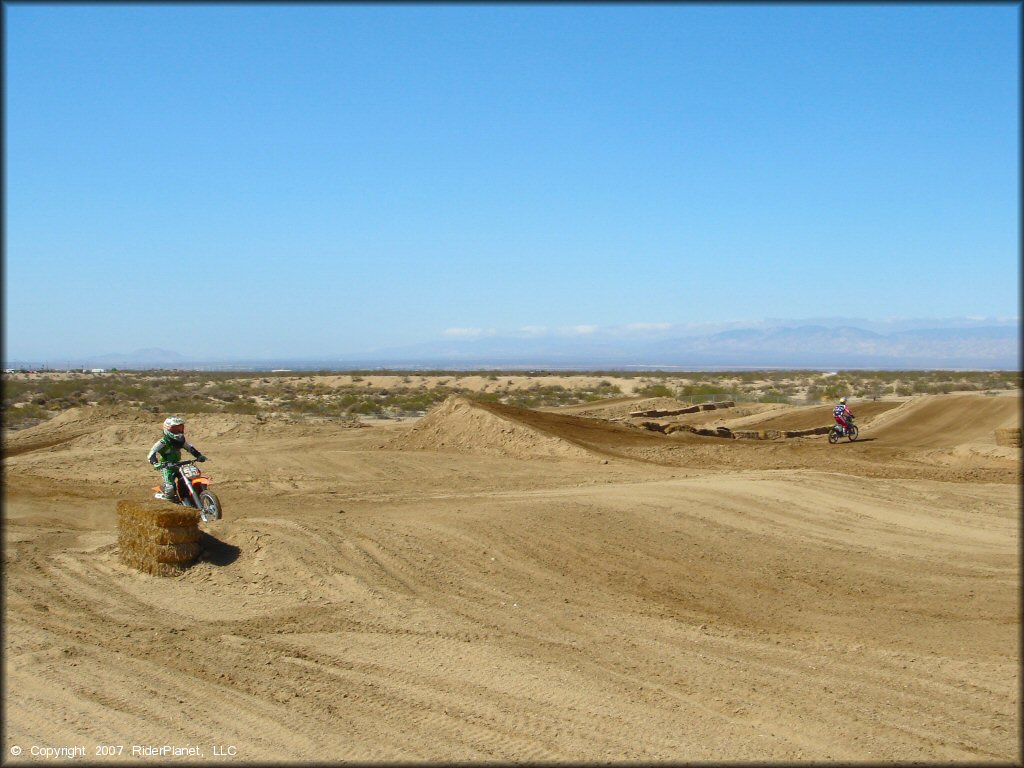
3 370 1020 761
3 368 1019 431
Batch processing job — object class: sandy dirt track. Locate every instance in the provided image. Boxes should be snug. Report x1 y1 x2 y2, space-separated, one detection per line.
3 391 1020 762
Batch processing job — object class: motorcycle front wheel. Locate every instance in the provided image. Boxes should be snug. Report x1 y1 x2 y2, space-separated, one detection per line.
199 490 222 522
847 425 859 442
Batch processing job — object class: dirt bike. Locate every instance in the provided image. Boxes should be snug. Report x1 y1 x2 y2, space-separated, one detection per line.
153 459 222 522
828 414 859 444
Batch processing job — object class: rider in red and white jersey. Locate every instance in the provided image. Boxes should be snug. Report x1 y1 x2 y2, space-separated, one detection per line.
833 397 854 433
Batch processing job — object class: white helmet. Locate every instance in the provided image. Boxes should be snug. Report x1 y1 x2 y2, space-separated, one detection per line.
163 416 185 445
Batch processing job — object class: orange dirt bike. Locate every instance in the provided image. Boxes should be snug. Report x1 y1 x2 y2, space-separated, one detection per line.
153 459 222 522
828 414 859 444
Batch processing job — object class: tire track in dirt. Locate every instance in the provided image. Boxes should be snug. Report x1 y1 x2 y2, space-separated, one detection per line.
3 547 328 760
867 393 1020 447
4 393 1019 761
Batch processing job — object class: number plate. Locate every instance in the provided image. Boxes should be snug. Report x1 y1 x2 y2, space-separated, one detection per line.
181 465 199 478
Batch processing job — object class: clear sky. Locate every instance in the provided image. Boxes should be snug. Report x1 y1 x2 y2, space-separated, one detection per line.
4 3 1020 360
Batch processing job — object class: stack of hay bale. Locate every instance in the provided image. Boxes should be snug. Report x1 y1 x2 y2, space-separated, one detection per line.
117 499 201 576
994 427 1021 448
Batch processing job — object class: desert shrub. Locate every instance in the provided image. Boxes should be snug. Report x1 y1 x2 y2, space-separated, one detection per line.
679 383 730 398
507 384 580 408
637 383 674 398
3 403 52 429
350 400 382 415
822 383 846 401
582 381 623 402
864 381 887 400
225 400 261 415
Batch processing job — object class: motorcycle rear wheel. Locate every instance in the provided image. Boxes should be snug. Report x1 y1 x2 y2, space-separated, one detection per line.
828 429 840 444
199 490 222 522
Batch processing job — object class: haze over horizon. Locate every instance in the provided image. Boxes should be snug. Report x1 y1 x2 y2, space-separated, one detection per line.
5 316 1018 371
5 4 1019 363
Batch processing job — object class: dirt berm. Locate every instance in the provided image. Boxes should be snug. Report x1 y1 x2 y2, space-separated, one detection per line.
389 395 718 461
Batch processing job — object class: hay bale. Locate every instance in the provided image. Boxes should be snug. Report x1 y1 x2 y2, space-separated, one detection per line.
117 500 200 528
732 430 761 440
695 426 734 438
782 427 832 437
118 522 199 546
117 499 201 575
632 408 690 417
995 427 1021 448
701 401 735 410
120 556 195 578
664 423 694 435
118 538 200 569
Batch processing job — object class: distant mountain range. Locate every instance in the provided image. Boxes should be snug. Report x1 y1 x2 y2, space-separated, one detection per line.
90 348 190 364
354 323 1020 369
10 322 1018 370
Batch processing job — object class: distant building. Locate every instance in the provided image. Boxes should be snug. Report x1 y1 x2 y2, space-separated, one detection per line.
90 368 106 374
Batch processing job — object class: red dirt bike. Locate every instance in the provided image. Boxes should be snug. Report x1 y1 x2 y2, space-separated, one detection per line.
828 414 859 444
153 459 222 522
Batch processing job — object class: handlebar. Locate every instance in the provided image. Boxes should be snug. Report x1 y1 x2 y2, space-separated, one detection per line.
157 458 207 469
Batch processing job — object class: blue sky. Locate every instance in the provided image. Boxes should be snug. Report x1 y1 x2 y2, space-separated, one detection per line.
4 3 1019 361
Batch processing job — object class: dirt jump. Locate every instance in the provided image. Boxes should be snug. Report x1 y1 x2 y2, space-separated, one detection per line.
2 390 1020 762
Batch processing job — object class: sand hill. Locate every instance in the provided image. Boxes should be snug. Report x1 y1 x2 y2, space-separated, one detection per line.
388 395 598 460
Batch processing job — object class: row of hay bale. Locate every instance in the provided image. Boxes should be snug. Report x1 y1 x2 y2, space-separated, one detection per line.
994 427 1021 448
643 422 734 437
630 401 736 418
117 499 202 576
732 426 832 439
642 422 831 440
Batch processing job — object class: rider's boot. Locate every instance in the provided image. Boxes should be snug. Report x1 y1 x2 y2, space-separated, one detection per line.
155 482 177 501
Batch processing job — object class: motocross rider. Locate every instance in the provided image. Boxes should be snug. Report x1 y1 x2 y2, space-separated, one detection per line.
148 416 206 500
833 397 854 434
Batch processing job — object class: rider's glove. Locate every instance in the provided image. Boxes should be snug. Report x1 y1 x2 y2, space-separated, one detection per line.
197 455 207 462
